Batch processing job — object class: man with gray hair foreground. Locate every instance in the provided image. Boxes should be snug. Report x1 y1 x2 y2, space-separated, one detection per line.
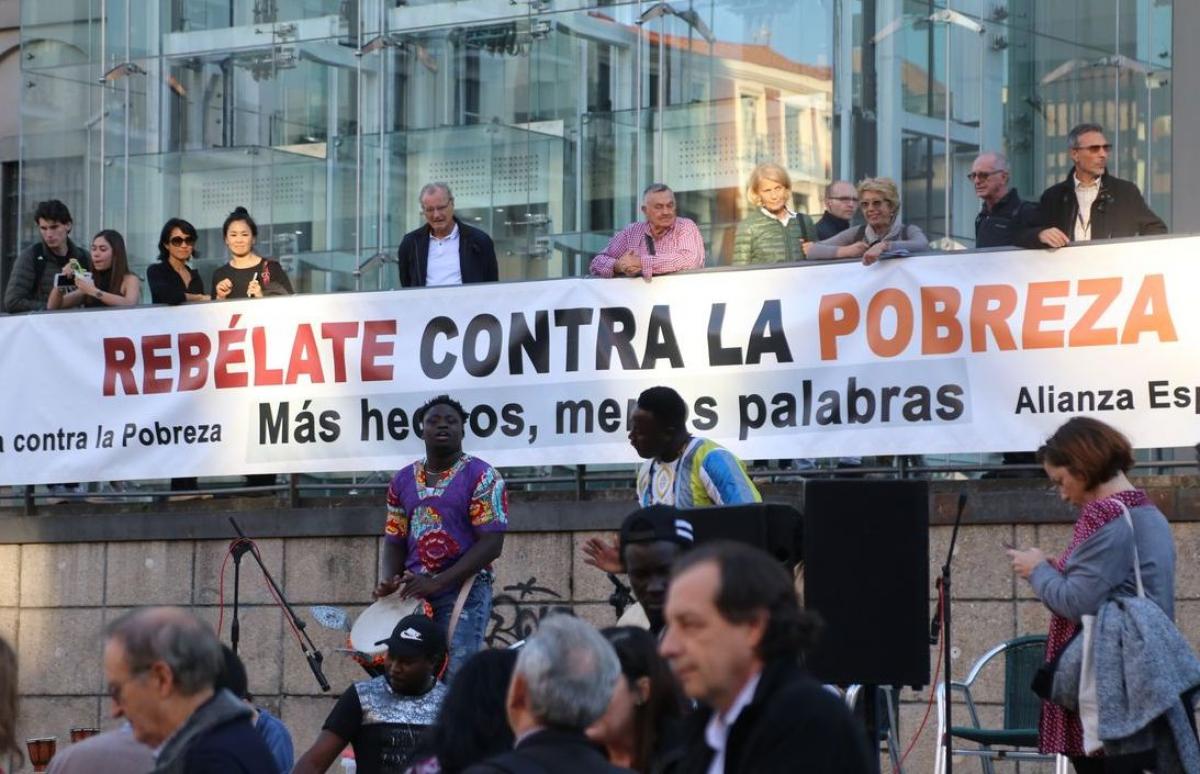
102 607 274 774
465 614 630 774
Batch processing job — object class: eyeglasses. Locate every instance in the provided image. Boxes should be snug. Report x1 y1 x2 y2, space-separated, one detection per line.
828 196 858 203
421 204 452 216
860 199 889 209
1073 143 1111 153
168 235 197 247
966 170 1004 181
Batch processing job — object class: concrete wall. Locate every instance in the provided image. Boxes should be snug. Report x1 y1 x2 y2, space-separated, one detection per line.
2 479 1199 772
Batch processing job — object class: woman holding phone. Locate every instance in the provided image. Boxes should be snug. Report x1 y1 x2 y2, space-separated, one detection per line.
47 229 140 309
212 206 293 299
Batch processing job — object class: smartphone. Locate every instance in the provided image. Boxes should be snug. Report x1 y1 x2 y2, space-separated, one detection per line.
54 273 75 289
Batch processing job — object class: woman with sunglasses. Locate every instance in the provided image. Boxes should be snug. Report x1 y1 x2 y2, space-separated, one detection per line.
806 177 928 265
147 218 210 305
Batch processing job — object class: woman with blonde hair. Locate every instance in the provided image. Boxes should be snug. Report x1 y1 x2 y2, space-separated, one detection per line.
806 176 929 265
731 162 815 265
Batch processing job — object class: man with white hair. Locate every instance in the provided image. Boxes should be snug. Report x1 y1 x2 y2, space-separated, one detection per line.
102 607 275 774
970 151 1038 248
464 615 629 774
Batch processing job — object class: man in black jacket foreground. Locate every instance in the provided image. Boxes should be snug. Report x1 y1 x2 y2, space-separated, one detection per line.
661 542 871 774
1026 122 1166 249
466 614 630 774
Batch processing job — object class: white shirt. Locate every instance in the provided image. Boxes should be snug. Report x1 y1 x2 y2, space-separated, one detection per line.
760 206 797 226
1072 173 1100 242
704 670 762 774
425 224 462 286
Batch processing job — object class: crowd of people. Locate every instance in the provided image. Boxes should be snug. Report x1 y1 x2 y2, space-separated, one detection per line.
1 122 1165 318
0 120 1188 773
0 381 1191 773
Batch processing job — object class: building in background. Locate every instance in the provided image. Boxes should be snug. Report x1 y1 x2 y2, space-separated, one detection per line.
5 0 1176 297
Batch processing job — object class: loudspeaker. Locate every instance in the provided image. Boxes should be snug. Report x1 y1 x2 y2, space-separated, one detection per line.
801 479 929 688
684 502 802 567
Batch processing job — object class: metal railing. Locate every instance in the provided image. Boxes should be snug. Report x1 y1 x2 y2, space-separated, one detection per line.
4 455 1196 516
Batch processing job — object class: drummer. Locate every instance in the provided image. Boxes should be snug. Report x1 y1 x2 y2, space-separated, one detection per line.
374 394 508 680
293 614 449 774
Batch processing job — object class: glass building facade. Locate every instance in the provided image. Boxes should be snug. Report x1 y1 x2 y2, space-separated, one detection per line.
13 0 1174 297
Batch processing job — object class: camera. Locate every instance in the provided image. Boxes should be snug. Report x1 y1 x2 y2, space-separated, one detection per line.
54 273 75 289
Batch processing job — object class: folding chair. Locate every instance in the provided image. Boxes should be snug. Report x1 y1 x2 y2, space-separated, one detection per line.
934 634 1068 774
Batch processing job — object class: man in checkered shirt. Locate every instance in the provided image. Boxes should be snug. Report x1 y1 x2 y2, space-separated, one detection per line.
589 183 706 279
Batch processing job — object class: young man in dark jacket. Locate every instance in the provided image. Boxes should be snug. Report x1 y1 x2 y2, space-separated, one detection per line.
3 199 90 313
1025 123 1166 249
662 542 871 774
397 182 498 287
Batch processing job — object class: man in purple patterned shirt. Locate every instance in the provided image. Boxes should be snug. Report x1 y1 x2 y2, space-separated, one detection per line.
589 183 706 279
374 395 508 680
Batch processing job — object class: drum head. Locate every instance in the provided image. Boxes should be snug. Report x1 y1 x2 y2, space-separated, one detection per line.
350 593 426 657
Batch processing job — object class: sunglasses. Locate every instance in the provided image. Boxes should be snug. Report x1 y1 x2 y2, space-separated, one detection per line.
966 170 1004 181
1073 143 1111 153
168 235 197 247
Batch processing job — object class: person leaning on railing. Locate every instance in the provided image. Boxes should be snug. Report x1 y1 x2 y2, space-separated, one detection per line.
730 162 815 266
47 229 140 311
147 218 210 305
805 177 929 265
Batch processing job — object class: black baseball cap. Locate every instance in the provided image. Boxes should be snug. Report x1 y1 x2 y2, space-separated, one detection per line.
375 614 447 660
619 504 695 555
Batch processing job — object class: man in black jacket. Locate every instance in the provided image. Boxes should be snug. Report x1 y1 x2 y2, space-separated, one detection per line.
662 542 871 774
815 180 859 241
397 182 498 287
466 615 629 774
3 199 90 313
971 152 1039 248
1026 123 1166 249
102 607 275 774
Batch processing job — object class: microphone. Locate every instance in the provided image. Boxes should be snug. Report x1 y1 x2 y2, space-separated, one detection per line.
644 233 656 256
306 650 331 692
929 492 968 644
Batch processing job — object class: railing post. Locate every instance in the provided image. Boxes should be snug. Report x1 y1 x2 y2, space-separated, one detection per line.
574 464 586 500
288 473 300 509
23 485 35 516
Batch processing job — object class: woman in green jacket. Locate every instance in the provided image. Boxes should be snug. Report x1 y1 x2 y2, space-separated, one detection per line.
731 163 815 265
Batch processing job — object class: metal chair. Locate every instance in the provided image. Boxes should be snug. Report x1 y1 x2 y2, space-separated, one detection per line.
845 684 904 773
934 634 1068 774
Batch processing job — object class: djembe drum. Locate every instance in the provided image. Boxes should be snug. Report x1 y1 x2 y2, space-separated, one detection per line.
25 736 56 772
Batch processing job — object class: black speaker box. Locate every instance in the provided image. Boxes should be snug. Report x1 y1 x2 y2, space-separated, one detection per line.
683 502 802 567
801 479 930 688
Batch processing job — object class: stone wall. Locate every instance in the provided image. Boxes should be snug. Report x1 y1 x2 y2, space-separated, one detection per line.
1 479 1198 772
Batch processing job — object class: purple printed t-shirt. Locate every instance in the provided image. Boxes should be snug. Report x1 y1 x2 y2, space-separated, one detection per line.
384 454 508 593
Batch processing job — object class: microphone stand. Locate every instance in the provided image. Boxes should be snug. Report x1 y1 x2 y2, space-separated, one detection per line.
228 517 331 692
934 493 968 774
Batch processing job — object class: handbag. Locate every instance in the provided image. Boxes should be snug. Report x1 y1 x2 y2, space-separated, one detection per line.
1033 500 1145 728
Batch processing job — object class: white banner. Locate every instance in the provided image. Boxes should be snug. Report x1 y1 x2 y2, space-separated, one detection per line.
2 238 1198 486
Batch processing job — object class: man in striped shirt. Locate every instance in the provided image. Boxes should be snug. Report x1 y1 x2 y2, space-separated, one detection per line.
589 183 706 279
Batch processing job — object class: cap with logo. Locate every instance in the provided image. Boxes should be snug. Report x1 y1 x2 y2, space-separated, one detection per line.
374 614 447 660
